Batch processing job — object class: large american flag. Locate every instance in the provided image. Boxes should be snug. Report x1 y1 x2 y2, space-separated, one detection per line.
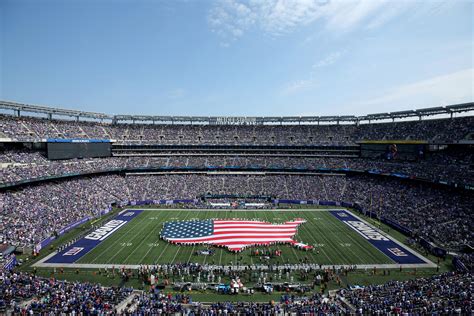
160 218 312 252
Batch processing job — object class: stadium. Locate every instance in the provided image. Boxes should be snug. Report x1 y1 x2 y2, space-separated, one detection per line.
1 100 473 314
1 1 473 315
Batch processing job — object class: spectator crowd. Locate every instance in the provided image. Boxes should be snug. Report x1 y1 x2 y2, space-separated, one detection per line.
339 272 472 315
1 269 471 315
0 270 133 314
1 173 472 254
1 114 472 145
1 150 472 187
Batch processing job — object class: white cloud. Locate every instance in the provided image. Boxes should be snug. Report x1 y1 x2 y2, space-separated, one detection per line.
323 0 387 32
208 0 257 45
313 51 343 68
365 1 411 30
208 0 450 44
208 0 326 44
282 79 316 95
284 50 343 96
283 50 343 96
255 0 327 36
347 68 474 114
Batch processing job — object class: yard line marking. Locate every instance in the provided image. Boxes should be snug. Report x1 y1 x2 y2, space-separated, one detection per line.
260 209 301 265
318 211 370 264
187 244 196 264
306 212 350 263
324 211 390 264
108 213 160 264
326 210 390 264
125 209 170 264
292 211 320 265
153 210 194 264
168 210 194 265
187 209 211 264
153 243 170 264
135 209 171 262
277 211 303 263
218 248 223 266
86 212 147 264
249 210 259 266
297 212 332 263
217 209 228 266
170 245 181 263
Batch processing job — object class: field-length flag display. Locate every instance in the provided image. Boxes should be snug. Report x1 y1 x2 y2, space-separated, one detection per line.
160 218 313 252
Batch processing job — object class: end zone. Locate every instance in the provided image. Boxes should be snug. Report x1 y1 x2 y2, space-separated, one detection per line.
330 209 435 267
39 210 142 265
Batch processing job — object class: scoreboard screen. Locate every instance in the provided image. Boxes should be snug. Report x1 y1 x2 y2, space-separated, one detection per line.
47 139 111 160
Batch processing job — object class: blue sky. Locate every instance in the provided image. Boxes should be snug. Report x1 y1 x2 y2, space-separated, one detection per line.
1 0 472 116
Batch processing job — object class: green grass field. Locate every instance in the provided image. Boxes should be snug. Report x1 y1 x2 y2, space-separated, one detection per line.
77 209 395 266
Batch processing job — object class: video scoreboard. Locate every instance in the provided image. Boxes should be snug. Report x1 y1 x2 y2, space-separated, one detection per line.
46 139 111 160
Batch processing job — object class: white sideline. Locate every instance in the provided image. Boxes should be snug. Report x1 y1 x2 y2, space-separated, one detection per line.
33 261 437 270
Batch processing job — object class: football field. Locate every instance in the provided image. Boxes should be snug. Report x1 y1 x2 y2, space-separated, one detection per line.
37 208 434 268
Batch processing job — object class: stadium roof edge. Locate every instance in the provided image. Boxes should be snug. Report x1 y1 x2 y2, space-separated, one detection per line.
0 100 112 119
0 100 472 125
